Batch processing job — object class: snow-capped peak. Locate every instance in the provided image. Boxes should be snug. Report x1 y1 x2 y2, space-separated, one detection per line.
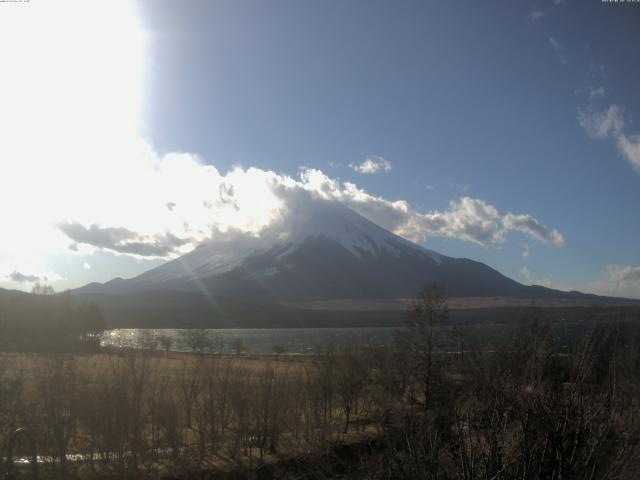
134 199 441 284
276 199 441 260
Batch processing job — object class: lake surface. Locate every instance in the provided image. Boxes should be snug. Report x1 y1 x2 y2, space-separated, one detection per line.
102 327 401 354
101 323 539 354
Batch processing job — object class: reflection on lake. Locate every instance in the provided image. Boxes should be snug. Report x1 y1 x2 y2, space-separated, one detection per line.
101 321 584 355
101 327 400 354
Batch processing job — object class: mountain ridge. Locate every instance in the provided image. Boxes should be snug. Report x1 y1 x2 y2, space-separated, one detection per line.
69 200 634 326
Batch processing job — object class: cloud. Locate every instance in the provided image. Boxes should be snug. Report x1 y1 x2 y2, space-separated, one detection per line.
0 115 565 263
295 169 564 248
534 278 553 288
448 183 469 192
550 264 640 299
617 134 640 172
503 213 566 247
349 155 392 174
517 266 552 288
427 197 505 246
529 10 544 21
3 268 62 286
589 86 605 100
0 132 565 262
8 271 40 283
598 264 640 298
578 104 640 172
549 36 567 64
608 264 640 283
83 262 92 270
522 244 530 258
57 222 191 258
578 105 624 139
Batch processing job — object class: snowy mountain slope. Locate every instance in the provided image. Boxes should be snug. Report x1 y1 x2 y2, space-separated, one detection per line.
74 199 588 303
118 199 443 289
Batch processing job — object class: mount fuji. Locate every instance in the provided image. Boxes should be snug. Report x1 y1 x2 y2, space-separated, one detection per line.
73 199 609 327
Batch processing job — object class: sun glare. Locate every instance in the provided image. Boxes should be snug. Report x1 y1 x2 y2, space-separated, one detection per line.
0 1 289 285
0 1 145 273
0 1 144 136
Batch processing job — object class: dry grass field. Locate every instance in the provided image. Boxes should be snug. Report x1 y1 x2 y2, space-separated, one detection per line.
2 298 640 479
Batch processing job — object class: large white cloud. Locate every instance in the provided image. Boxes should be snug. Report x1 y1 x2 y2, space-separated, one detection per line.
295 169 565 248
0 138 567 270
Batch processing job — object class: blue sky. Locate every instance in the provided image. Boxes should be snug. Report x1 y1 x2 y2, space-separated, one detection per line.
1 0 639 297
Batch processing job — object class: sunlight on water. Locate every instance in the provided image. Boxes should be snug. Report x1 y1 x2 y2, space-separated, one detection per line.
101 327 399 354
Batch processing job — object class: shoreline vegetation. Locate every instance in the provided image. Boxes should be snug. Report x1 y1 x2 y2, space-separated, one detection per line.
1 289 640 478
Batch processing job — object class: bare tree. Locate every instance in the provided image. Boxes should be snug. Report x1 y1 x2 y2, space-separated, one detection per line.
232 338 248 357
398 285 448 409
272 344 286 361
31 282 55 295
180 329 211 354
31 355 79 479
157 333 174 356
210 332 225 355
336 346 370 433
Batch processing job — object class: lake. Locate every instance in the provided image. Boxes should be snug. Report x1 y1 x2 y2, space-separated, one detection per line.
100 322 540 354
101 318 597 355
101 327 401 354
